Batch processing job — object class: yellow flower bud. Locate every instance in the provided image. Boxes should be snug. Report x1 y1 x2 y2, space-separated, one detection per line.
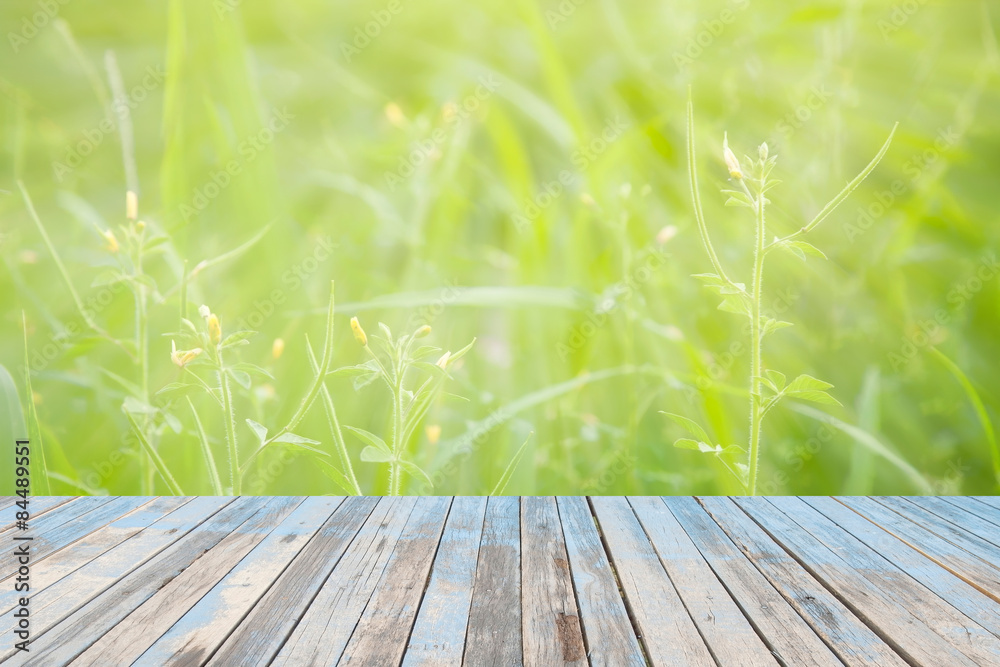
425 424 442 445
126 190 138 221
101 228 119 253
435 351 451 369
414 325 432 338
208 314 222 345
171 340 203 367
350 317 368 346
272 337 285 359
723 132 742 179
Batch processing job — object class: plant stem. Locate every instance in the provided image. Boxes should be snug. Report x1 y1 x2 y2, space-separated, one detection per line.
187 396 224 495
305 337 362 495
390 370 404 496
747 189 767 496
135 246 153 494
218 350 240 495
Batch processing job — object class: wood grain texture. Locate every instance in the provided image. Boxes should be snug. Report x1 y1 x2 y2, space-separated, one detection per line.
804 496 1000 637
767 496 1000 665
629 497 779 667
12 496 269 666
557 495 645 667
520 496 586 667
464 496 522 667
734 497 981 667
699 496 909 667
270 497 418 666
2 495 997 666
210 495 381 666
404 496 488 667
591 496 714 666
340 496 452 665
0 496 233 661
873 496 1000 574
664 496 842 667
72 497 305 665
836 496 1000 603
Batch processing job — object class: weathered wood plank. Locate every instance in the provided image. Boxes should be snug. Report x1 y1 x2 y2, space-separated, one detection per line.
519 496 586 667
804 496 1000 636
340 497 452 665
943 496 1000 529
768 496 1000 664
269 497 418 666
403 496 488 667
463 496 523 667
556 496 645 667
873 497 1000 569
904 496 1000 549
72 497 306 665
664 497 841 667
0 497 113 546
734 497 980 667
836 496 1000 603
15 496 154 564
591 496 714 666
699 496 909 667
0 496 233 660
0 497 191 617
207 496 381 666
628 497 779 666
10 496 270 666
973 495 1000 511
131 497 343 666
0 496 76 533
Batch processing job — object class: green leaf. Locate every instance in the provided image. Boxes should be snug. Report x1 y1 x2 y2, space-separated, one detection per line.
156 382 201 399
786 374 834 392
780 239 828 261
720 189 754 208
717 292 753 318
662 412 711 443
246 419 268 444
316 459 361 495
764 370 786 392
360 445 393 463
329 362 380 378
221 330 256 348
761 318 794 338
227 368 251 390
343 425 392 456
785 374 841 406
674 439 743 456
399 460 433 488
272 432 322 446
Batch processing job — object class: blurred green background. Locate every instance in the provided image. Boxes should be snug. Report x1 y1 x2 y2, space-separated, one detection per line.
1 0 998 495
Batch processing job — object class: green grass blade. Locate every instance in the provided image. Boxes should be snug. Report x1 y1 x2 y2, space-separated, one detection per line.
929 347 1000 487
123 410 184 495
490 432 533 495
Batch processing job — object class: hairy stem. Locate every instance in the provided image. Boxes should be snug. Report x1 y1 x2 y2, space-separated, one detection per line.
747 190 767 496
218 350 240 495
390 370 404 496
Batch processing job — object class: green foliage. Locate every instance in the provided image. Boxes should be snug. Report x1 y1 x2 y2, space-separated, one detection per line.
1 0 998 494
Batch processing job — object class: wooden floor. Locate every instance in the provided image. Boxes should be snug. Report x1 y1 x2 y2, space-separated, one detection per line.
1 497 1000 666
